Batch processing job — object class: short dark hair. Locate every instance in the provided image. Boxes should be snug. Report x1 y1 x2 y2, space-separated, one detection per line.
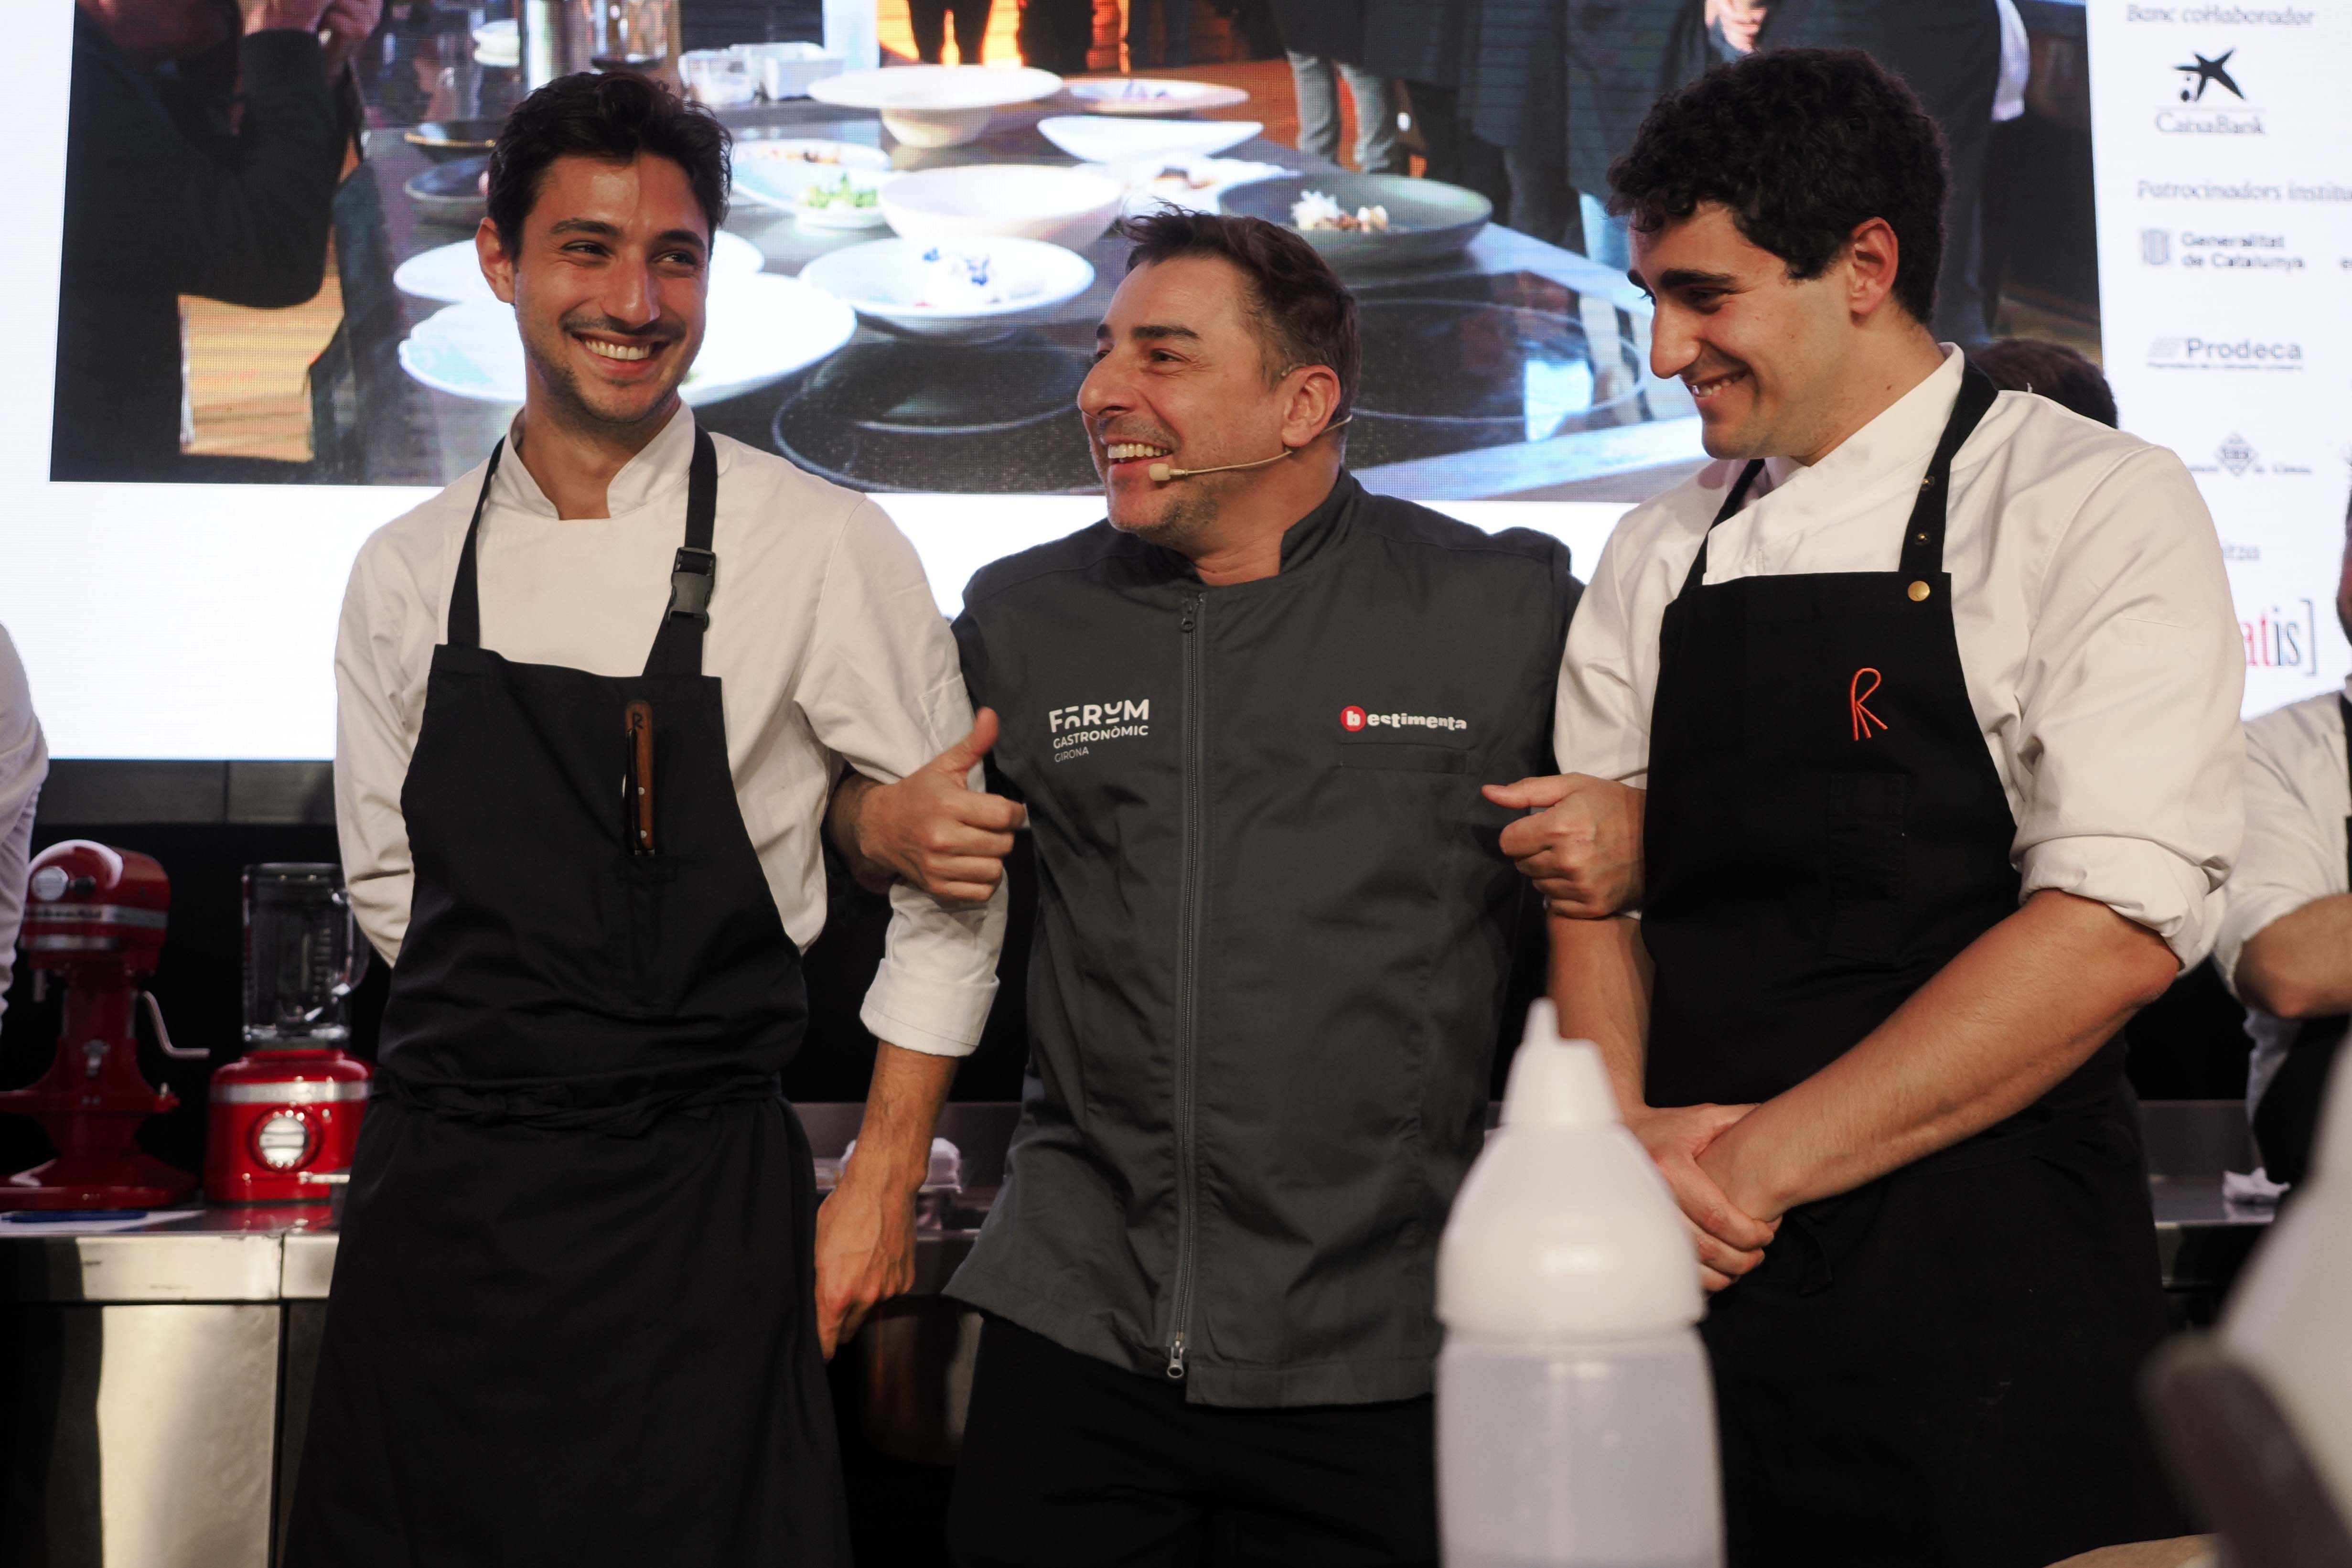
1113 210 1361 424
1969 338 2118 427
1609 48 1947 326
486 73 731 256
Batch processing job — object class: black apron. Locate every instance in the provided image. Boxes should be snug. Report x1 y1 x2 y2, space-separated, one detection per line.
1642 367 2187 1567
285 432 851 1568
2250 695 2352 1189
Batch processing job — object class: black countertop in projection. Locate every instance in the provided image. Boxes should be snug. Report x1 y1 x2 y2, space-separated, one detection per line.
346 97 1702 501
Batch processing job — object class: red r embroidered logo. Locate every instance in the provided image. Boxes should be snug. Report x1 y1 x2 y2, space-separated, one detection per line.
1849 668 1889 741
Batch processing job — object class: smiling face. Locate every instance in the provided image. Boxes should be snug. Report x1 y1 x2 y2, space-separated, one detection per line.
476 152 710 438
1077 253 1333 548
1630 201 1903 463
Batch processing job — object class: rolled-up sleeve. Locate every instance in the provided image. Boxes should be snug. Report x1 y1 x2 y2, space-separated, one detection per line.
2214 712 2342 997
2012 446 2244 964
800 501 1005 1058
333 540 424 966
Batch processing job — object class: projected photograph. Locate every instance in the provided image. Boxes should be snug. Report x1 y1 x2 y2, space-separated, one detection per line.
49 0 2108 502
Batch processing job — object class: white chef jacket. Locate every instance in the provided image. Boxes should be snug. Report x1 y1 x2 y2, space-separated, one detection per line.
1556 345 2244 965
335 409 1004 1058
0 624 46 1025
2213 686 2350 1110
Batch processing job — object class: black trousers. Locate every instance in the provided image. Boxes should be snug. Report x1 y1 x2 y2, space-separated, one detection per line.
947 1315 1439 1568
909 0 991 62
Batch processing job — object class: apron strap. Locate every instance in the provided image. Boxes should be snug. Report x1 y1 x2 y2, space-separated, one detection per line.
1898 364 1999 580
643 429 721 678
444 439 505 649
1677 362 2002 598
445 426 720 673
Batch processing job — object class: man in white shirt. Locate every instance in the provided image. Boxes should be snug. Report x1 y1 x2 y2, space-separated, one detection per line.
1489 49 2239 1567
289 74 1002 1568
2214 495 2352 1188
0 626 47 1023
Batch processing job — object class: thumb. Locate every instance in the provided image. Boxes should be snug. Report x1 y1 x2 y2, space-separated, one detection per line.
928 707 999 781
1482 774 1575 811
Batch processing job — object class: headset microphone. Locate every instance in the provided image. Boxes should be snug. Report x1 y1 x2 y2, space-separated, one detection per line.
1145 418 1353 483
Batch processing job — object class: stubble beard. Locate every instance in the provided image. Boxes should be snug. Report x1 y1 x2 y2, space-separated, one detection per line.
522 312 692 440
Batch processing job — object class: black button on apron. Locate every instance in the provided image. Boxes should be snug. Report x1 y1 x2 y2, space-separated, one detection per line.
285 431 851 1568
1641 367 2188 1566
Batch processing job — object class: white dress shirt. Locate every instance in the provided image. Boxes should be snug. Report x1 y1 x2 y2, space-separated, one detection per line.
0 624 47 1025
1556 346 2245 964
2214 686 2350 1110
334 409 1004 1058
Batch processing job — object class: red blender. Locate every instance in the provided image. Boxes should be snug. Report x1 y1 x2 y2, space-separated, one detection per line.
205 863 372 1204
0 840 209 1209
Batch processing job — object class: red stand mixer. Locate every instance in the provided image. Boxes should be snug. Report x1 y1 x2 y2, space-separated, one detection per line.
204 863 371 1203
0 840 209 1209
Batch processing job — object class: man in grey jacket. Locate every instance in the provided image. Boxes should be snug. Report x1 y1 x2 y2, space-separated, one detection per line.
846 210 1579 1566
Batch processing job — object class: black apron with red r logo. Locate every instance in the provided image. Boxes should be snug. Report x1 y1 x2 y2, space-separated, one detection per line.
1641 368 2188 1567
285 432 851 1568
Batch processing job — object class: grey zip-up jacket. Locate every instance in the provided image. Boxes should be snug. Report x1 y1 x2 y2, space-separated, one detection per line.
945 474 1579 1407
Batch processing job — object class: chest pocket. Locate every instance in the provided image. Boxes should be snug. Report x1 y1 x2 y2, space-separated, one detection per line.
1821 771 1909 963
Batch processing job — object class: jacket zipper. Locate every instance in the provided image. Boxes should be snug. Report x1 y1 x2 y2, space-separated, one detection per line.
1167 591 1206 1381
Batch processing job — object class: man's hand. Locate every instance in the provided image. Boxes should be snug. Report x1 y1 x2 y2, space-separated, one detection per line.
813 1155 919 1359
317 0 381 73
812 1044 959 1358
1484 773 1646 918
833 709 1027 905
1627 1102 1778 1292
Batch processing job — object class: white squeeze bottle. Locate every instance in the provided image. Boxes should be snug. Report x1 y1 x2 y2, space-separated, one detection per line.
1436 1001 1724 1568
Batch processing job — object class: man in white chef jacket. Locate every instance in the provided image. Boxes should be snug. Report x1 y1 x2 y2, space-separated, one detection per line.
297 73 1004 1566
1489 48 2241 1568
2215 492 2352 1189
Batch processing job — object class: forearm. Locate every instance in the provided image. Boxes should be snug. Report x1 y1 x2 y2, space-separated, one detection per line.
1710 890 2176 1215
2236 895 2352 1019
823 771 894 894
841 1042 960 1197
1548 912 1653 1116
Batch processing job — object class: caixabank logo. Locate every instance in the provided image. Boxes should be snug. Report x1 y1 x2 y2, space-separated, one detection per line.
2157 47 2263 134
2146 335 2304 370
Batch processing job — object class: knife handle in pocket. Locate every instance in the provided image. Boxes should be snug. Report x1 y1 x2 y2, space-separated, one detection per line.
624 699 655 855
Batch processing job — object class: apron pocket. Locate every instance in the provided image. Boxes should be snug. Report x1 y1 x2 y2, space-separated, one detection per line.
604 856 681 1014
1822 772 1908 963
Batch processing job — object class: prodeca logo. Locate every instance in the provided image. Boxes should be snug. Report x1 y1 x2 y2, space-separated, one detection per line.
2147 335 2302 369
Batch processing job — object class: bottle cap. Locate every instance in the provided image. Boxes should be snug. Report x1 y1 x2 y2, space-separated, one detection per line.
1437 1002 1703 1335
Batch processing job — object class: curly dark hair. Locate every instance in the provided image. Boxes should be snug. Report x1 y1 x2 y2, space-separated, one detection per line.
1114 210 1361 422
486 73 731 256
1608 48 1947 326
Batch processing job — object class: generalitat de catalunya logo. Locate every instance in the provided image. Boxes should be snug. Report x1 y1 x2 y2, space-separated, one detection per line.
1342 705 1467 734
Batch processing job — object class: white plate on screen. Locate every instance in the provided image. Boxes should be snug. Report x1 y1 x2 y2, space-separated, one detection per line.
733 160 899 228
1063 78 1251 116
1081 157 1288 215
732 137 893 174
397 272 856 405
393 230 765 303
1037 115 1260 164
799 236 1094 341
